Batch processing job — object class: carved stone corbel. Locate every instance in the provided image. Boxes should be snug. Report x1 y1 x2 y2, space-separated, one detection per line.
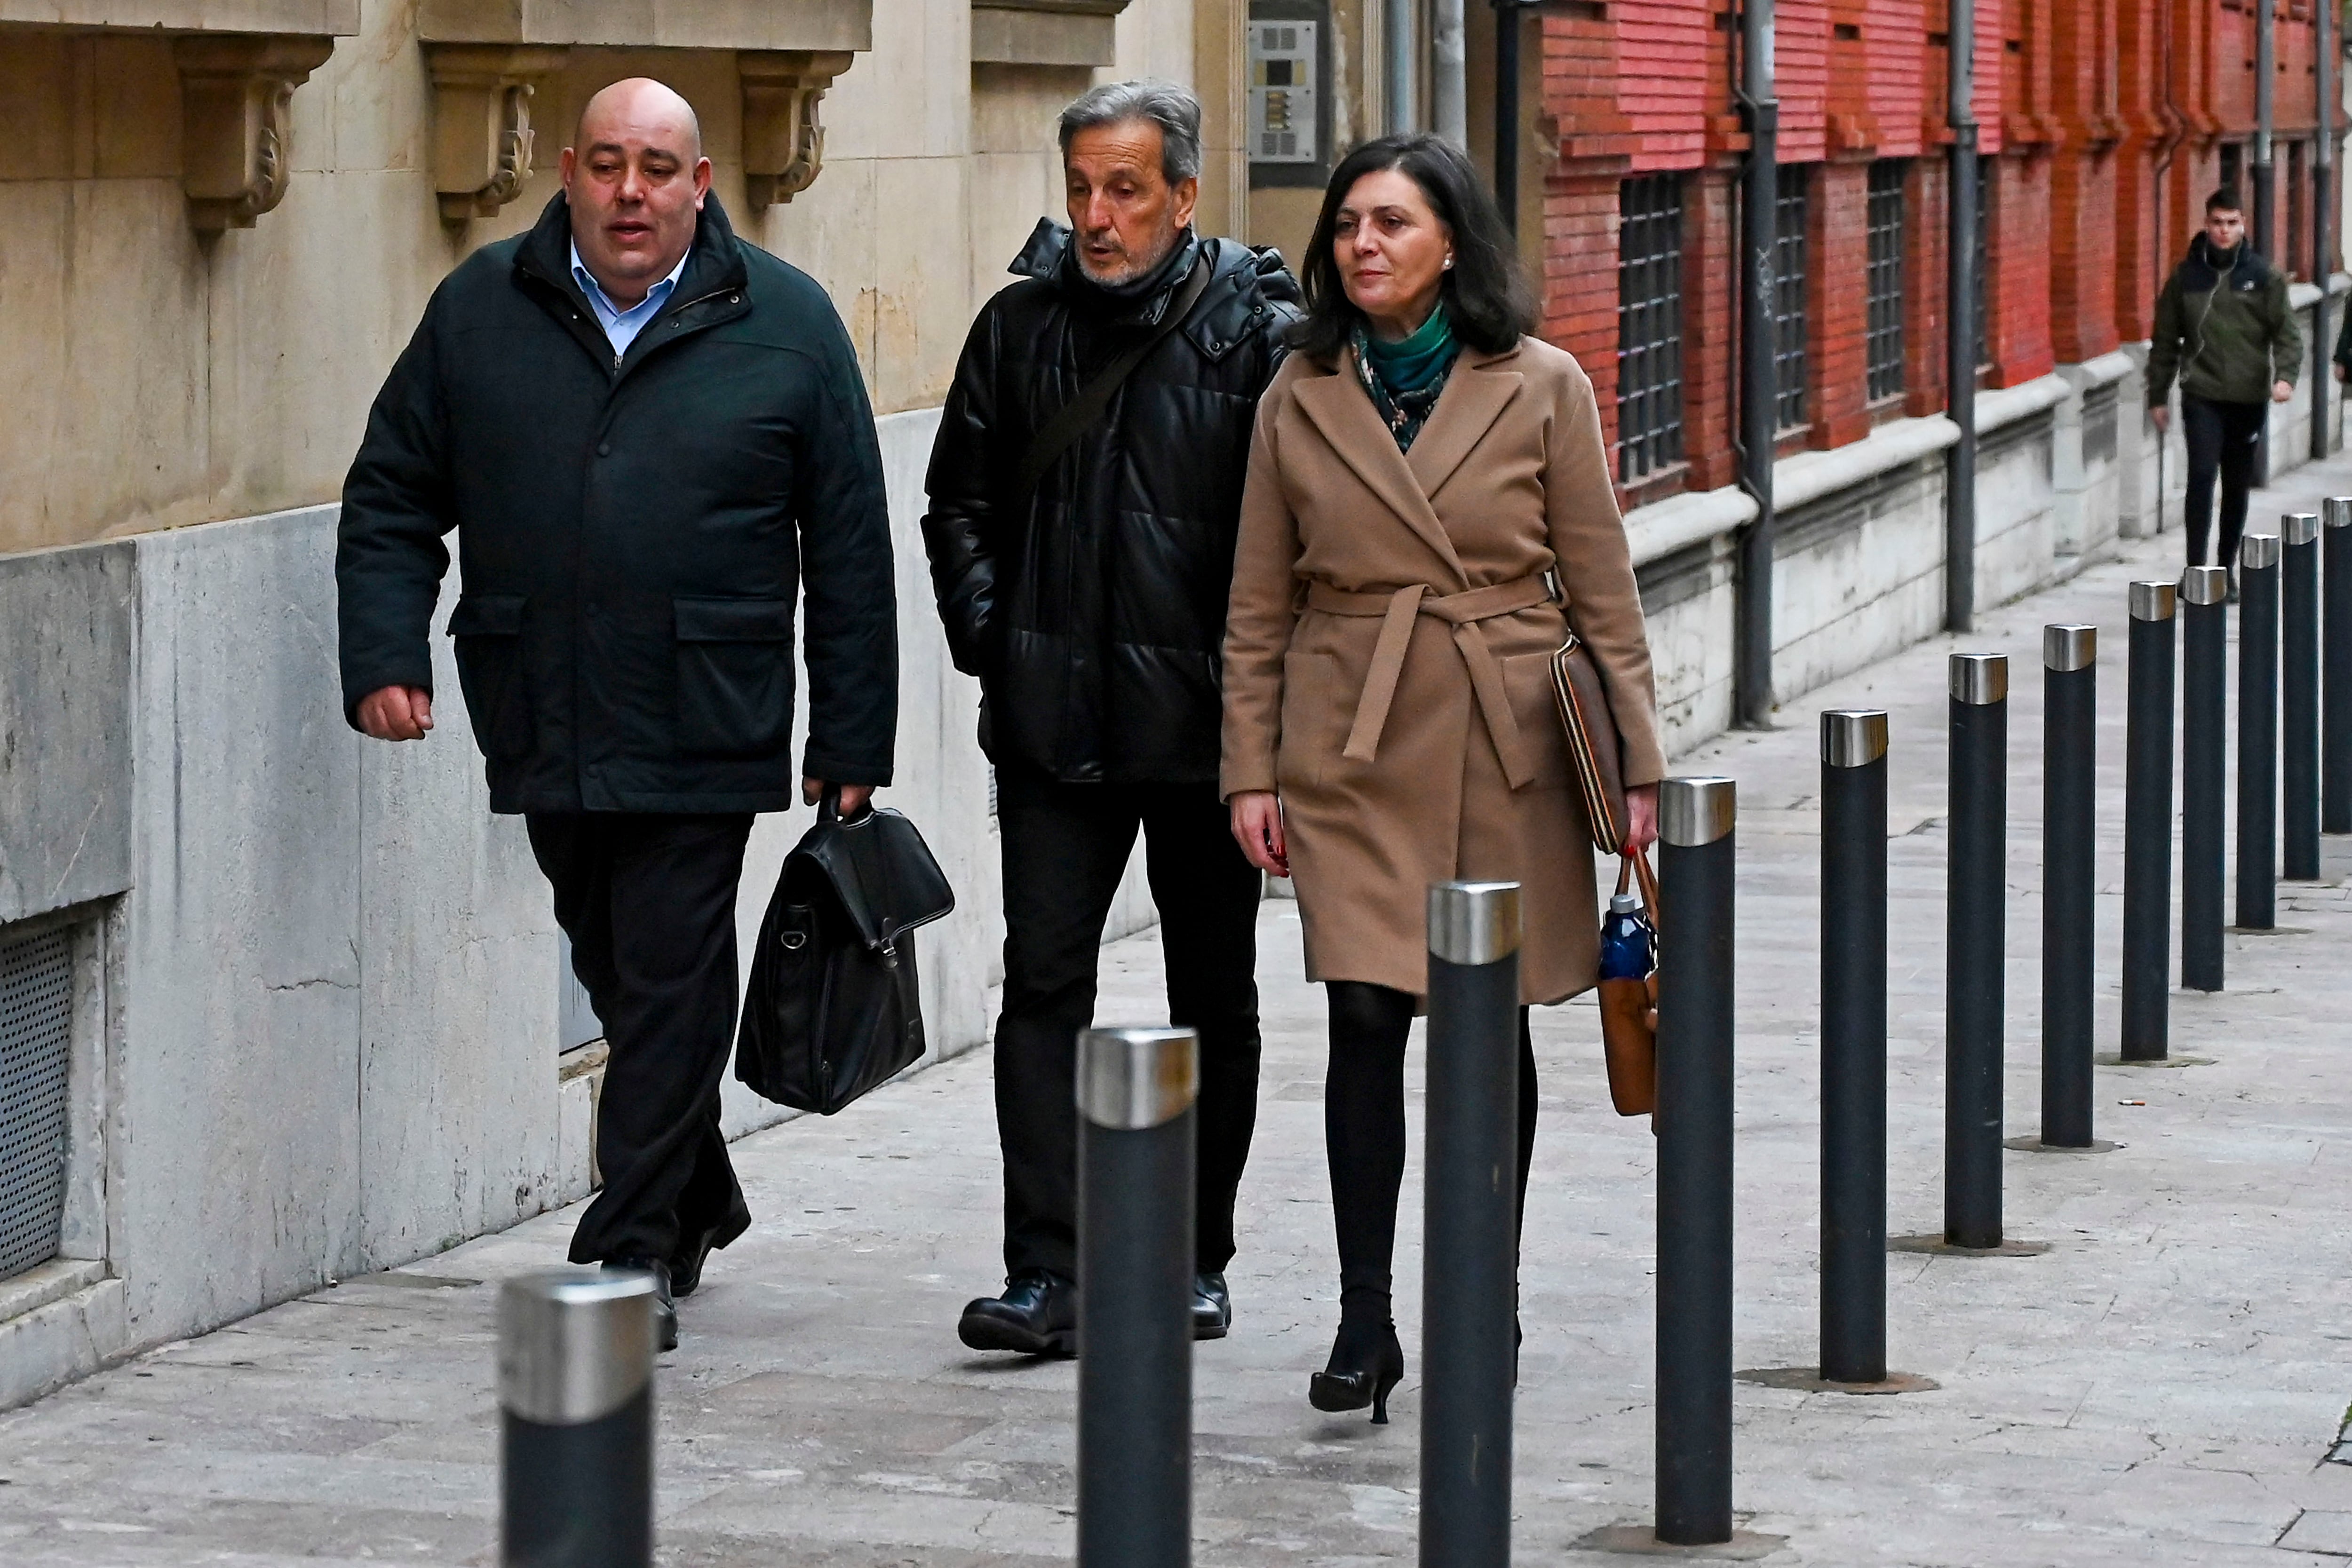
424 45 572 223
174 36 336 232
740 51 856 209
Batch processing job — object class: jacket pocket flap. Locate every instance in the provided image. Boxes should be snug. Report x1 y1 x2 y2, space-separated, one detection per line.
675 596 794 642
448 594 525 637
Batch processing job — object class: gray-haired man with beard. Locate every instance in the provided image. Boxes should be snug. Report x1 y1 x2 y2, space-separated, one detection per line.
922 81 1300 1354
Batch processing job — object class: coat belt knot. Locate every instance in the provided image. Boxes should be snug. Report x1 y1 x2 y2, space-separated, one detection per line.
1305 574 1557 790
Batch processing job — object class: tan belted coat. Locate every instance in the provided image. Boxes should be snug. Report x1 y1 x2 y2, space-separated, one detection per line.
1220 335 1667 1005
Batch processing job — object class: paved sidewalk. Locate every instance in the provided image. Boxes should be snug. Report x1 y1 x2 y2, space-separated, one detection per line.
10 469 2352 1566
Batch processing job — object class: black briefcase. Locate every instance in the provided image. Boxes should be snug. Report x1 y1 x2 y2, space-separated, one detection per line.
735 792 955 1115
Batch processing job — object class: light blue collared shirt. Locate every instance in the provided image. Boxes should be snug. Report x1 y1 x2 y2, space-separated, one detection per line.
570 241 690 361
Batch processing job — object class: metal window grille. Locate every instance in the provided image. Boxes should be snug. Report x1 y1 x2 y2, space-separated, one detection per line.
1866 162 1907 402
1974 155 1994 372
0 927 74 1281
2288 142 2307 279
1773 175 1809 431
1616 174 1685 482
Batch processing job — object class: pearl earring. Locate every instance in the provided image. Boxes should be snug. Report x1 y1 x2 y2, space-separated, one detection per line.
1443 256 1454 269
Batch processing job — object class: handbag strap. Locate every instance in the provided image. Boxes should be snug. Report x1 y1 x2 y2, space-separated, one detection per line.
1015 256 1214 500
1627 847 1662 931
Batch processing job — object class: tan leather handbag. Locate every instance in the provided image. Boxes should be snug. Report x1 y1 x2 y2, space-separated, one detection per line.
1549 615 1659 1116
1596 854 1660 1117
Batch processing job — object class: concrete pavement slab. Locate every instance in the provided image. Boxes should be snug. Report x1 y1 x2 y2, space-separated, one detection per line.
15 463 2352 1562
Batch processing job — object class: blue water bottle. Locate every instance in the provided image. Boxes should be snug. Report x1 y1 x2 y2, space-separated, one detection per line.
1599 889 1653 982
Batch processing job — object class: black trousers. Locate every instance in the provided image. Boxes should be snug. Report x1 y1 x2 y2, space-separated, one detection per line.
993 765 1263 1281
2182 393 2269 570
528 811 755 1267
1324 981 1537 1318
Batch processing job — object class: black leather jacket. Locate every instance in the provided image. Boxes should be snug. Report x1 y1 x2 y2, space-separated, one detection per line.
921 222 1301 784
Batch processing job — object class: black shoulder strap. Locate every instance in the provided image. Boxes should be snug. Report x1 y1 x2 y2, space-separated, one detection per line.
1016 257 1214 500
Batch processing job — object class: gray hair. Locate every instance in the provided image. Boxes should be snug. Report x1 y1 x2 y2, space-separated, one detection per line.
1057 80 1203 185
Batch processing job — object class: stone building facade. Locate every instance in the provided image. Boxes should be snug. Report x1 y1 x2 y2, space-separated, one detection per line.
0 0 1247 1403
5 0 2351 1409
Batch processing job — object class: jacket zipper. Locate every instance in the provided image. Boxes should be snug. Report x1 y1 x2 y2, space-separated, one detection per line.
609 284 743 384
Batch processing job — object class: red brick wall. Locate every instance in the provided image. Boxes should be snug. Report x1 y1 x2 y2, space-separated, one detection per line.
1903 158 1951 418
1534 0 2335 506
1806 161 1874 447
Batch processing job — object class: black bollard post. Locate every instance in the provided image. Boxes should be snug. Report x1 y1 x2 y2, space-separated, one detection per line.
2180 565 2231 998
1947 653 2007 1250
1076 1026 1198 1568
2284 512 2322 879
1820 713 1888 1384
2043 625 2099 1145
2121 584 2178 1065
499 1270 656 1568
1422 882 1522 1568
1656 777 1736 1548
2238 531 2282 931
2324 497 2352 834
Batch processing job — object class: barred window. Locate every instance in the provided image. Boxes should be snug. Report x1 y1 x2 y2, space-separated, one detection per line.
1616 174 1685 482
1974 154 1993 372
1773 174 1809 431
1866 162 1906 402
2288 141 2308 279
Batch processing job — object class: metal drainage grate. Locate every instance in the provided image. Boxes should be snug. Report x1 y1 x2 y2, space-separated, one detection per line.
0 927 74 1281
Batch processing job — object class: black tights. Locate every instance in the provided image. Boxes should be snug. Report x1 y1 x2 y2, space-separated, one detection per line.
1324 981 1537 1323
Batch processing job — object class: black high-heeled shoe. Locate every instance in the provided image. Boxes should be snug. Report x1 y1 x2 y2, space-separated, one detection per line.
1309 1315 1406 1424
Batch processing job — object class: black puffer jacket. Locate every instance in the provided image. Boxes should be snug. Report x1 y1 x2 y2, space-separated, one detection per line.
921 222 1301 784
337 192 897 814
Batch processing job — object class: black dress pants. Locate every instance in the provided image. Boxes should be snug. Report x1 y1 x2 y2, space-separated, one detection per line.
2181 393 2269 570
993 765 1263 1282
1324 981 1538 1318
527 811 755 1268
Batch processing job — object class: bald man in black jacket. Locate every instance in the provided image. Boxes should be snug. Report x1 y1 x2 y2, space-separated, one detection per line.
338 79 897 1350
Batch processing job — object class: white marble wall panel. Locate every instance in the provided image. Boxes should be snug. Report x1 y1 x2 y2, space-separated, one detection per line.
1971 418 2060 612
118 510 366 1342
1636 544 1735 752
1771 460 1949 704
354 540 565 1272
2052 355 2132 561
0 540 135 925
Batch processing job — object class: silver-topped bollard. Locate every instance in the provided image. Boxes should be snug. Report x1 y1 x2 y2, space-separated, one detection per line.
2043 626 2099 1143
1820 713 1889 1382
2181 565 2231 998
2121 585 2177 1067
1947 654 2007 1248
499 1270 657 1568
2239 531 2282 930
2285 512 2322 878
2324 498 2352 834
1422 881 1522 1568
1656 778 1735 1547
1077 1026 1198 1568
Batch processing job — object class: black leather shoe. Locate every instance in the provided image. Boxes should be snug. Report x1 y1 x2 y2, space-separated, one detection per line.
957 1270 1076 1356
1309 1315 1406 1424
669 1211 750 1299
1192 1273 1232 1340
607 1258 678 1353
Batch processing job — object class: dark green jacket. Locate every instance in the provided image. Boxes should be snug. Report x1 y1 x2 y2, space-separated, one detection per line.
2147 236 2302 408
336 192 897 814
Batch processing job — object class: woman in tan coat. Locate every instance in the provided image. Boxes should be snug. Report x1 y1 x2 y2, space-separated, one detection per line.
1222 135 1667 1422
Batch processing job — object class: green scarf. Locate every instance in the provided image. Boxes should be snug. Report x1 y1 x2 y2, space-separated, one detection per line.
1352 304 1460 451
